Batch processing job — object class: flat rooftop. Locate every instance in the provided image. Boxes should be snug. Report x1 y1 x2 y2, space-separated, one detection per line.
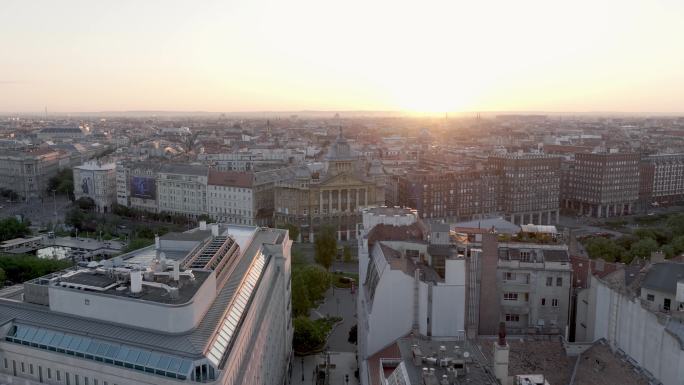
55 269 211 304
574 343 649 385
0 226 287 359
394 337 497 385
365 206 417 216
478 337 574 385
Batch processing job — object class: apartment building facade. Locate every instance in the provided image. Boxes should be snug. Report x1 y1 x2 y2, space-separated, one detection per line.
563 152 640 217
0 149 63 200
156 164 208 218
489 154 562 225
640 154 684 207
207 169 256 225
73 161 117 213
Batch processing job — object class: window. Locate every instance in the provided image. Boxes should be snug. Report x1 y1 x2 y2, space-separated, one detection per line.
505 314 520 322
57 371 61 381
520 251 531 261
546 277 553 286
647 294 654 302
552 299 559 307
3 358 6 369
48 368 52 379
30 363 33 375
21 362 25 373
504 272 516 281
503 292 518 301
556 277 563 287
541 298 546 306
664 298 671 311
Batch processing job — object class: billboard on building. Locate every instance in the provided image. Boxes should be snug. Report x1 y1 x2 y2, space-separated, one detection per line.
130 176 156 200
78 170 95 198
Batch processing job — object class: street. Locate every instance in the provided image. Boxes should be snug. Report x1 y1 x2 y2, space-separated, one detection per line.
0 195 71 227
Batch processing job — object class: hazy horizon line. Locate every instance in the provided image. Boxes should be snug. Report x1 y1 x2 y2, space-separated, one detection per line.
2 109 684 118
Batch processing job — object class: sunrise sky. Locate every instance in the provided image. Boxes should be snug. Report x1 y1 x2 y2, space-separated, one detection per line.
1 0 683 114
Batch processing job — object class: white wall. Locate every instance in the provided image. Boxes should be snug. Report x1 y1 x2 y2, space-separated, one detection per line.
365 268 414 357
431 284 466 337
48 273 216 333
585 276 684 385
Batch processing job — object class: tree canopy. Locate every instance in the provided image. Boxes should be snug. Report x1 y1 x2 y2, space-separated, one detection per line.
0 217 30 242
291 264 330 317
0 254 72 284
47 168 74 199
314 226 336 271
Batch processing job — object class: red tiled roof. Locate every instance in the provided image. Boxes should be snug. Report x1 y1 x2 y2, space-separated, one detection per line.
570 255 620 289
367 342 402 385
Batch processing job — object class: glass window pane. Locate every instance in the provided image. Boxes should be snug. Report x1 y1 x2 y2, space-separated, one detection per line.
33 329 47 343
178 360 192 374
136 350 150 365
126 349 140 364
105 345 120 358
96 343 109 356
156 355 170 370
87 341 101 355
116 346 129 361
167 357 181 373
59 335 73 349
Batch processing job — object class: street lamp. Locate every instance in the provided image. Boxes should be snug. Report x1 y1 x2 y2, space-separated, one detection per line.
52 189 57 217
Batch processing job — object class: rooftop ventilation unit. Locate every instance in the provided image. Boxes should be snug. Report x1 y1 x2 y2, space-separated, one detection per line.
130 270 142 293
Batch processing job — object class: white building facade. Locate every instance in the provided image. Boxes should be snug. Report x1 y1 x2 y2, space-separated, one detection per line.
357 207 467 385
207 169 256 225
73 162 117 213
0 224 293 385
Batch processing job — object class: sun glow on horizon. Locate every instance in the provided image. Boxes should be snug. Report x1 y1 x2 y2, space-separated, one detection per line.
1 0 683 113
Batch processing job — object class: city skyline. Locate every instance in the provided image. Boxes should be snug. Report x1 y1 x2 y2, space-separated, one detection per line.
2 0 684 114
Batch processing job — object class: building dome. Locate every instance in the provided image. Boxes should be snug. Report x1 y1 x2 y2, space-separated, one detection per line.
326 127 355 161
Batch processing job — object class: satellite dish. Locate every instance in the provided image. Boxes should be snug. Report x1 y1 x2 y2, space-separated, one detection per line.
463 351 470 358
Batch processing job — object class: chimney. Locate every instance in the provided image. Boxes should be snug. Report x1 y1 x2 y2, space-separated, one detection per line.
493 322 510 385
211 224 219 236
130 270 143 294
199 220 207 230
172 261 180 281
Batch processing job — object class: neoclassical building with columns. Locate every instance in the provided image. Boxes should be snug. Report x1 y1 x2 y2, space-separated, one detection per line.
274 130 385 242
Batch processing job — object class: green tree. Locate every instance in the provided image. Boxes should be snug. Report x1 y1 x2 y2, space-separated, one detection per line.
292 316 326 353
634 228 671 245
0 217 30 242
291 273 311 317
667 214 684 236
670 235 684 255
65 207 85 230
343 245 353 262
301 265 330 301
583 237 626 262
314 226 337 271
47 168 74 199
283 224 300 242
76 197 96 211
629 238 659 261
0 254 72 284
